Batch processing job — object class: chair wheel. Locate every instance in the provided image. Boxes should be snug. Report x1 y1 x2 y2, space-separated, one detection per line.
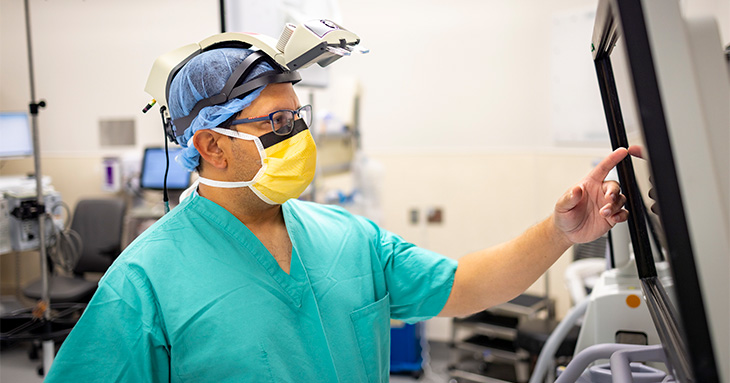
28 347 39 360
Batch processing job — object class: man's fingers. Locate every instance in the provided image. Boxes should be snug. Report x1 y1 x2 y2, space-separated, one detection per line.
603 181 621 199
600 194 626 218
628 145 644 159
557 185 583 213
588 148 629 182
610 209 629 224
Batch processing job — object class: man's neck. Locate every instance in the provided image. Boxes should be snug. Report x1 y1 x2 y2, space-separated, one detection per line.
198 183 284 228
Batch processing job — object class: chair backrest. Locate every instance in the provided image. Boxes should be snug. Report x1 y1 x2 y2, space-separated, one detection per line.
71 198 127 274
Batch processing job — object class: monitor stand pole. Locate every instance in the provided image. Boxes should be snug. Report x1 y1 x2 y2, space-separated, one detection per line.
24 0 54 375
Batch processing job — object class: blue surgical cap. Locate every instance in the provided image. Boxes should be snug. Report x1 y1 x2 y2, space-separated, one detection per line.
168 48 276 171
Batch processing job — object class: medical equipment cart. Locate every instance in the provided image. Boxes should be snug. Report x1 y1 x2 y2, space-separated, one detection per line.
449 293 552 383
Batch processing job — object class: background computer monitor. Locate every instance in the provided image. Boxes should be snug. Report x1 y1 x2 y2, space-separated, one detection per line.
0 112 33 159
592 0 729 381
140 147 191 191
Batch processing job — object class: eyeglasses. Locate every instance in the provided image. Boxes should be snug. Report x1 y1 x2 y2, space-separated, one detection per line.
230 104 312 136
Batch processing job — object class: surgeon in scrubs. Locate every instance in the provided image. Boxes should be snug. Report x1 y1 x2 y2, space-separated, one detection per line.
45 45 630 382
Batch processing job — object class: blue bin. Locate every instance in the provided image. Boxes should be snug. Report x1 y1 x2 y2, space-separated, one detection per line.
390 321 424 376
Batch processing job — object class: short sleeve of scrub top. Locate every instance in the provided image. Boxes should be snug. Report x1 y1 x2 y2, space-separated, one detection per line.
361 215 458 323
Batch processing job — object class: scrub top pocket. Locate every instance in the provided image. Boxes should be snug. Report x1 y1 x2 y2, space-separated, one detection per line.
350 293 390 383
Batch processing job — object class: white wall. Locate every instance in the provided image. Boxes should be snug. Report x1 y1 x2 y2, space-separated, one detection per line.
2 0 725 155
334 0 579 152
1 0 727 341
0 0 220 156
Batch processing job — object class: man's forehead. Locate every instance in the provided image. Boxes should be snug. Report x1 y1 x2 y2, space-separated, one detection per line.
260 82 296 98
241 84 299 114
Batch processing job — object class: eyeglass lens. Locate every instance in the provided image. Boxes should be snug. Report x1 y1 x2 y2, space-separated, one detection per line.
271 105 312 135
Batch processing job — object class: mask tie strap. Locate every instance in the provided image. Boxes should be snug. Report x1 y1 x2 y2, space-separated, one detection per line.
197 176 255 188
210 128 267 164
190 128 268 188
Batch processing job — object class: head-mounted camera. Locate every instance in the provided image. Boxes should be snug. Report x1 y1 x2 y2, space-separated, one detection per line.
143 19 365 143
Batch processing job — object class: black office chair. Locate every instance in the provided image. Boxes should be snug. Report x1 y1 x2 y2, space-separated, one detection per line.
23 198 127 303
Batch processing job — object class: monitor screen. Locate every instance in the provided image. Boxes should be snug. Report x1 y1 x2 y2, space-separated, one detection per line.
0 112 33 158
607 38 668 262
140 147 191 190
592 0 728 381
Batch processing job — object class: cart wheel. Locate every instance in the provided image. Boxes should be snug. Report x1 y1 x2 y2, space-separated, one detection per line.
411 369 423 379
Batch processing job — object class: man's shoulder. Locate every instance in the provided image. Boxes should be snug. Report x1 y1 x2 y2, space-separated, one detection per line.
286 198 345 213
285 199 362 224
116 197 222 266
285 199 380 237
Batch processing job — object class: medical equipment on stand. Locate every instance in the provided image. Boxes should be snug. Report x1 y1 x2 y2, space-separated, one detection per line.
5 189 62 252
530 0 729 380
0 176 53 255
528 223 674 383
572 221 672 356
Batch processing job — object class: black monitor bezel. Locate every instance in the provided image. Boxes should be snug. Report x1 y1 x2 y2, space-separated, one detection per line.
591 0 719 381
139 147 191 191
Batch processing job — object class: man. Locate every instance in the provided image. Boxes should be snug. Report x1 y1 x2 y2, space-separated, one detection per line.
46 47 629 382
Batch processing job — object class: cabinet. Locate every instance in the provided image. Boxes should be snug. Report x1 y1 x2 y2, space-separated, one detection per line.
449 293 553 383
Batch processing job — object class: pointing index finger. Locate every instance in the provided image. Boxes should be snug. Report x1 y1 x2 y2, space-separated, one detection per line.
588 148 629 181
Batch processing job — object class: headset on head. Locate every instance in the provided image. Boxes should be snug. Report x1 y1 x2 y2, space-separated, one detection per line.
165 44 301 143
143 20 365 144
155 40 301 144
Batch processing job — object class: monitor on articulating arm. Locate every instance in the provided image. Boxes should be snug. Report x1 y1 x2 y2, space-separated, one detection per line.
592 0 729 381
0 112 33 159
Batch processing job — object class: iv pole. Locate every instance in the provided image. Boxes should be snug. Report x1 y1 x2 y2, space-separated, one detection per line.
23 0 55 374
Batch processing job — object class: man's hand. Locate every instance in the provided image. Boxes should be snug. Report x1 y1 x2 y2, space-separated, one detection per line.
553 148 630 244
440 147 637 318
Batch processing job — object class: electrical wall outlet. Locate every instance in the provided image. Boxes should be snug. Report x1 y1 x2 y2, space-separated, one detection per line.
408 208 419 225
409 207 444 225
426 207 443 224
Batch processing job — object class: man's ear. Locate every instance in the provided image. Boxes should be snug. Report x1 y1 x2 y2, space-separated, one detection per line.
193 130 228 170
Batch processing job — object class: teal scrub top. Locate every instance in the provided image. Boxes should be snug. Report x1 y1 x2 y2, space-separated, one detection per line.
45 194 457 383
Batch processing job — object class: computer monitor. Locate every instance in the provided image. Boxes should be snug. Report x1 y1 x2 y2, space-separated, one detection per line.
0 112 33 159
592 0 729 381
140 147 191 191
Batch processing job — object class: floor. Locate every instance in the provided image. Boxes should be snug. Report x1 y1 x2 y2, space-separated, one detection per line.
0 340 454 383
0 342 45 383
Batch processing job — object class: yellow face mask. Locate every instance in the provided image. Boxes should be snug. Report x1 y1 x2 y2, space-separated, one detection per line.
197 119 316 205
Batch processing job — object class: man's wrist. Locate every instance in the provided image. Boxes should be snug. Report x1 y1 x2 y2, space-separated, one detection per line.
548 214 574 249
